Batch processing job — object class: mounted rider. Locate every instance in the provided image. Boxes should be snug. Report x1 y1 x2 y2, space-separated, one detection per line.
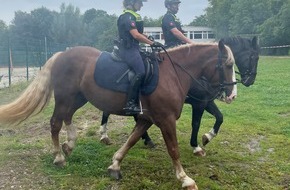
162 0 193 48
118 0 162 115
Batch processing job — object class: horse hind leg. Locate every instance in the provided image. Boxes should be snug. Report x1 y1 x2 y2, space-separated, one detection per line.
62 119 77 157
62 94 88 156
50 114 66 167
99 112 112 145
51 114 77 166
51 93 87 166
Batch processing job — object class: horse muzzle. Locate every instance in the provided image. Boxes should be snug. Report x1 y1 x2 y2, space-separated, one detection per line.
225 83 237 104
241 75 256 87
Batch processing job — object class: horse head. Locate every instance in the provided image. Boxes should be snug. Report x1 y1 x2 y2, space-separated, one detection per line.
217 40 236 103
198 40 236 104
222 36 260 87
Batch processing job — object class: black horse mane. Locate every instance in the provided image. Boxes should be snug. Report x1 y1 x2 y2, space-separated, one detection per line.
221 36 258 53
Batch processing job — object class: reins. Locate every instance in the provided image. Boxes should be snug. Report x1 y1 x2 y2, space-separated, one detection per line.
158 46 213 95
156 45 236 101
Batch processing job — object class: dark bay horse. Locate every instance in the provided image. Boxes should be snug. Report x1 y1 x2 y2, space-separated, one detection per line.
99 37 260 156
0 41 235 190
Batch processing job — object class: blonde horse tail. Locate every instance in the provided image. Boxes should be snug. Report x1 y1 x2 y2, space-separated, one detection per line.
0 52 62 125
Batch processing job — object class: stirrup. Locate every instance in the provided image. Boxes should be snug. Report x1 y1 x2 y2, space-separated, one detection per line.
123 106 141 115
123 100 143 115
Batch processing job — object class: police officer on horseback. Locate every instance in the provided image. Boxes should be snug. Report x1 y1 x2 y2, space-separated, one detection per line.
118 0 162 114
162 0 193 48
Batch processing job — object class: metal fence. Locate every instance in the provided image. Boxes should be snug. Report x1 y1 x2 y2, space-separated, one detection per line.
0 38 68 88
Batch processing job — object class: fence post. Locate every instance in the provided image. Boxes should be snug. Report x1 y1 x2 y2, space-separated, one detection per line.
26 41 29 81
7 36 11 87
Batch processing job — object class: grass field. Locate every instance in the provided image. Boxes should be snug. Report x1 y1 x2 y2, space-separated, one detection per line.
0 56 289 190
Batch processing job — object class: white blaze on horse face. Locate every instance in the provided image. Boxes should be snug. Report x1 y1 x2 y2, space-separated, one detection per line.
225 67 237 104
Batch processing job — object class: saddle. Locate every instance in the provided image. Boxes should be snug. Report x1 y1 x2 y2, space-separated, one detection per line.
94 46 160 95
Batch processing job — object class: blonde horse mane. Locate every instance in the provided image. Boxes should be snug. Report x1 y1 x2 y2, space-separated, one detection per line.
164 42 235 66
0 52 62 125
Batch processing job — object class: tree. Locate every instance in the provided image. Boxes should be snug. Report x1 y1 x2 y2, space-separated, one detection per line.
30 7 55 41
188 15 209 26
258 0 290 54
9 11 34 45
206 0 232 38
51 3 84 46
229 0 272 35
143 16 162 27
82 9 118 49
0 20 8 44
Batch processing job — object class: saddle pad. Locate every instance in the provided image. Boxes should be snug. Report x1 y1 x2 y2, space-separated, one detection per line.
94 51 159 95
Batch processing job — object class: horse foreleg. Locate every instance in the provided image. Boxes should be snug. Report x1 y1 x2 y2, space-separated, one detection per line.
62 121 77 157
159 116 198 190
108 119 152 180
202 101 223 146
99 112 112 145
50 116 66 167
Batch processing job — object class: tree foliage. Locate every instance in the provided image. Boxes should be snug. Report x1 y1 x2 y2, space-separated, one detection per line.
0 1 289 55
205 0 290 54
0 20 8 44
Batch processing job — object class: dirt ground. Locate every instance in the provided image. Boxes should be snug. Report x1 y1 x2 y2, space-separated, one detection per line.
0 123 53 189
0 111 127 190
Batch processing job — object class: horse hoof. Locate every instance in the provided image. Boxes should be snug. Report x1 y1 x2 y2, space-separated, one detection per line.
53 153 66 167
100 137 112 145
62 143 72 156
108 168 122 180
144 140 156 148
202 135 210 146
186 184 198 190
193 150 206 157
53 158 66 167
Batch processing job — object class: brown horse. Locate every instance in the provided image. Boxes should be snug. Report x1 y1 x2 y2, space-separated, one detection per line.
0 41 235 190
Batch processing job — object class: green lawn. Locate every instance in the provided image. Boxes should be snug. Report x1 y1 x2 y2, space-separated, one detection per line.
0 56 289 190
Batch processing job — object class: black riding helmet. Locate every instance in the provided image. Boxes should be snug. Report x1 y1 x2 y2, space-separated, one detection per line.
164 0 181 8
123 0 148 7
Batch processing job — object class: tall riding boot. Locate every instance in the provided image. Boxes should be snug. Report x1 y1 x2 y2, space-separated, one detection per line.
123 74 144 115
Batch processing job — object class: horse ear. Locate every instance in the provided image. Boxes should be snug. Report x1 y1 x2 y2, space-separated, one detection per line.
252 36 258 49
218 40 225 52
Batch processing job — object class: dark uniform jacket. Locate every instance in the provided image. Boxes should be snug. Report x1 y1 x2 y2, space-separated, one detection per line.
117 10 144 48
162 12 185 47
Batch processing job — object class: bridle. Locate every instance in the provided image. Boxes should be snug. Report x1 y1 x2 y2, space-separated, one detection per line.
233 49 258 83
215 51 237 88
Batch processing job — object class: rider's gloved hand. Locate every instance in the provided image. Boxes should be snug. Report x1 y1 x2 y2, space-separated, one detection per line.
151 41 164 48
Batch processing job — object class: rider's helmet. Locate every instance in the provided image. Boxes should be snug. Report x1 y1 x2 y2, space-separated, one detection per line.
164 0 181 8
123 0 147 7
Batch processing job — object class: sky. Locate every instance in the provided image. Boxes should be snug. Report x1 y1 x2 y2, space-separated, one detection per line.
0 0 209 25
